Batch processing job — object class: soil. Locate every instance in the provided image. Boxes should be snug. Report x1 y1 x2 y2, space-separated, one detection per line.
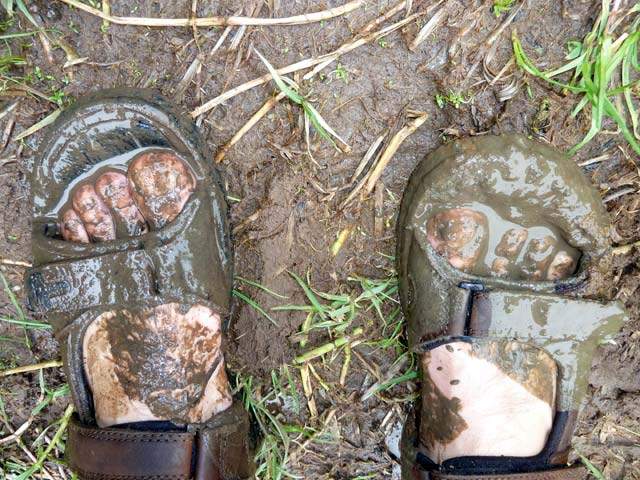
0 0 638 479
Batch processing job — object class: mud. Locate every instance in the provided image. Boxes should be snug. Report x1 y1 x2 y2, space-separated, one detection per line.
419 350 468 454
0 0 639 478
84 304 231 427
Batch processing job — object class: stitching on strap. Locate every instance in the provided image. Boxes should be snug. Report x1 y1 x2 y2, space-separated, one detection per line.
70 424 193 443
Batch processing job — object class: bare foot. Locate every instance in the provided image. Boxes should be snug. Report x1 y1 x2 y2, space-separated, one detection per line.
59 150 231 427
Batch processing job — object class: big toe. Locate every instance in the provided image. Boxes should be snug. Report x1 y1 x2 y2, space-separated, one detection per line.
128 151 196 232
127 151 196 230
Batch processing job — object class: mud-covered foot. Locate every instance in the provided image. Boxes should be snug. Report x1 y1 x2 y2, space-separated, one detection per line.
59 150 231 427
397 136 628 477
420 206 571 460
426 205 580 281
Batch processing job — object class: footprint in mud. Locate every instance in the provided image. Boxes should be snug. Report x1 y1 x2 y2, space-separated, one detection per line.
426 206 580 281
59 150 232 428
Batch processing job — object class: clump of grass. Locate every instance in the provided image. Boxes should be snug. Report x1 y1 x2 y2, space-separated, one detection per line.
493 0 516 17
1 0 41 28
254 48 350 152
275 272 417 397
0 371 71 480
435 90 472 109
233 276 288 326
513 0 640 155
0 273 50 348
236 373 320 480
331 62 349 83
274 272 398 351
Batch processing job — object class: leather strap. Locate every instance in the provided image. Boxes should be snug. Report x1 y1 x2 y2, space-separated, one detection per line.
67 406 254 480
27 249 155 318
427 466 587 479
67 418 194 479
465 288 626 412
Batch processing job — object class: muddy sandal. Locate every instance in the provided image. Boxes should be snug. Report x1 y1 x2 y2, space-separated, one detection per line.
397 135 627 479
25 89 254 479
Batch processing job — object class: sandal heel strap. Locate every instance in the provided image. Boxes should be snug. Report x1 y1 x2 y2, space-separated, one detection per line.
427 467 588 480
67 403 254 480
67 417 194 479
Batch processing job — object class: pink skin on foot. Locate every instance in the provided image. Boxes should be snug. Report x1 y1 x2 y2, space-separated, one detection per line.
71 184 116 242
58 151 230 427
95 171 148 237
60 209 90 243
420 341 556 463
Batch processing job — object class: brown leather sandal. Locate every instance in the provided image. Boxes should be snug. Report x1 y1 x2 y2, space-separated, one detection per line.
397 135 627 479
26 89 254 479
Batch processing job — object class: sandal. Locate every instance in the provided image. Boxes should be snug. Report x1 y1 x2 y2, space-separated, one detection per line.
26 89 254 479
397 134 627 479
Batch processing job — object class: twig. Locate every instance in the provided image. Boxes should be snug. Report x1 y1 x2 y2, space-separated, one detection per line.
294 327 364 364
1 360 63 377
409 2 445 51
361 355 408 401
58 0 363 27
192 13 422 117
0 258 31 267
20 404 74 479
289 408 337 459
15 110 62 141
300 364 318 418
612 240 640 255
358 0 411 36
330 227 353 257
363 111 428 196
215 92 286 163
210 25 232 54
340 134 386 208
0 384 45 448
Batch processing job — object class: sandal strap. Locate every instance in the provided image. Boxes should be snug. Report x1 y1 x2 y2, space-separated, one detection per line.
27 249 155 325
67 404 254 480
426 467 587 479
465 287 626 412
26 196 230 332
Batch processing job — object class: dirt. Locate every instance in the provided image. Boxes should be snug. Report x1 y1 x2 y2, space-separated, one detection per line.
0 0 639 479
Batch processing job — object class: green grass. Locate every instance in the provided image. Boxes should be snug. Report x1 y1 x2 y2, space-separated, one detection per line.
0 274 51 350
435 90 472 109
274 273 398 350
0 371 71 480
254 48 348 151
233 276 289 326
237 372 322 480
493 0 516 17
513 0 640 155
578 454 606 480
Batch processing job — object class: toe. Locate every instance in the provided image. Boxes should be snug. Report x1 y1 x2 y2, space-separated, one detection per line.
427 208 488 272
127 151 196 229
60 208 90 243
495 228 528 258
547 250 578 280
71 184 116 242
95 171 148 237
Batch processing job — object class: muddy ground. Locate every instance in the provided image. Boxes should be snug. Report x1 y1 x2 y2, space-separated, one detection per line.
0 0 639 478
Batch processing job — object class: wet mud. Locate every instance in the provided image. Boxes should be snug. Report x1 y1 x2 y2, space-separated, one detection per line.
0 0 639 478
